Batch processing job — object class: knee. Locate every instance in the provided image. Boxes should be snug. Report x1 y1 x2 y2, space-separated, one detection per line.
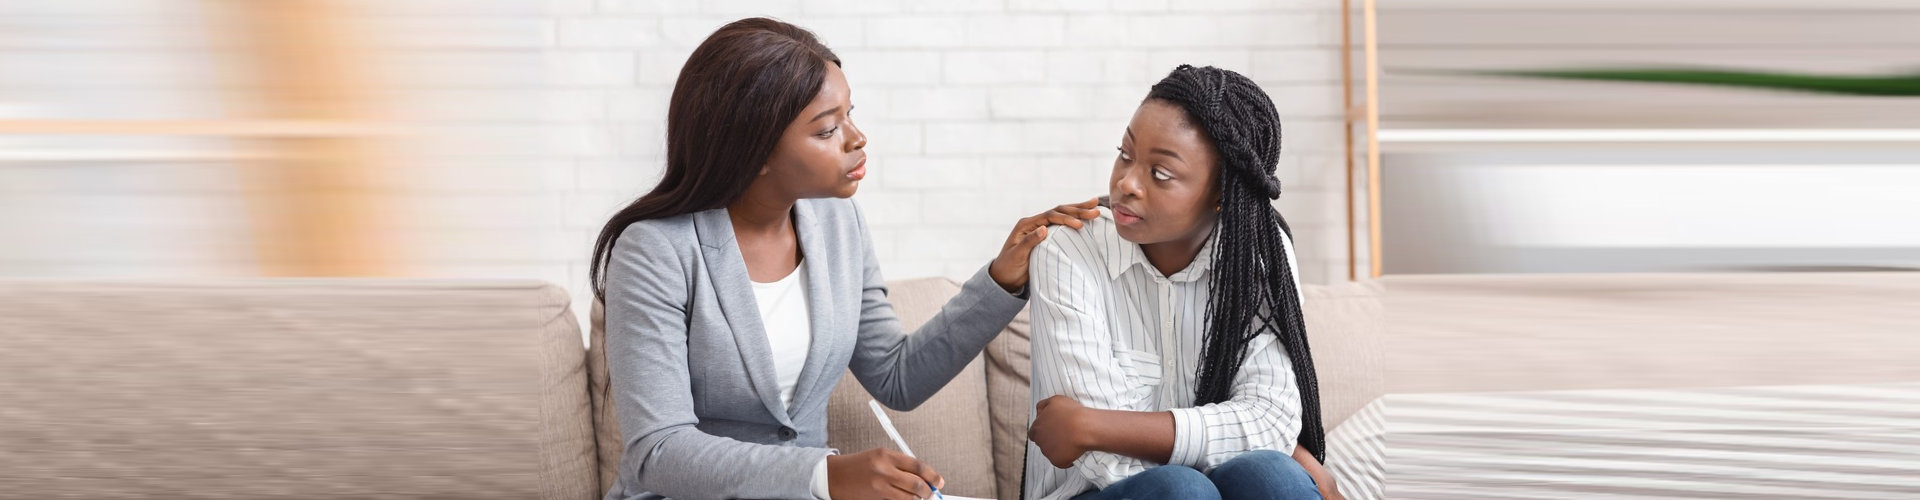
1210 450 1320 500
1216 450 1309 480
1134 465 1221 500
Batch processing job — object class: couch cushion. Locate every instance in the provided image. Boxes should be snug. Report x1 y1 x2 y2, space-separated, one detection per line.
1302 280 1387 432
983 280 1386 499
983 306 1034 500
0 280 597 500
588 300 620 495
590 277 999 498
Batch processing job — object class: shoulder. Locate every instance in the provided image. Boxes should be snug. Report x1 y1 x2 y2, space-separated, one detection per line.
1035 207 1119 271
611 211 699 260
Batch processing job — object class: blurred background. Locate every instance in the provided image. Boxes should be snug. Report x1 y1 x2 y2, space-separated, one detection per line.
0 0 1363 326
5 0 1915 308
6 0 1920 499
1378 0 1920 274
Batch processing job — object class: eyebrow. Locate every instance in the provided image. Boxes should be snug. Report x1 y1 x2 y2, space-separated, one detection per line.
808 106 842 124
1123 128 1185 162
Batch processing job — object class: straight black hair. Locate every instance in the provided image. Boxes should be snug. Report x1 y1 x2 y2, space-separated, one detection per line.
588 18 840 299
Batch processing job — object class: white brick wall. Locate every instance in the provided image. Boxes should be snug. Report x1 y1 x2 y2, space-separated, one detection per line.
0 0 1359 326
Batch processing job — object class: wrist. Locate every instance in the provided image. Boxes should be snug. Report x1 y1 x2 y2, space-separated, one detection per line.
1074 407 1110 454
988 267 1017 293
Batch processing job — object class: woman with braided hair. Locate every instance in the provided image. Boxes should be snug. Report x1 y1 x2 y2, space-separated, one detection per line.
1024 65 1342 500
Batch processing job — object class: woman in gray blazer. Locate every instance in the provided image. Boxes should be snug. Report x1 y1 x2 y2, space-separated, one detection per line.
589 18 1097 500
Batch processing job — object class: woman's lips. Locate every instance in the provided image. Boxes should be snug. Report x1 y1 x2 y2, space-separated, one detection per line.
846 157 867 181
1113 205 1143 225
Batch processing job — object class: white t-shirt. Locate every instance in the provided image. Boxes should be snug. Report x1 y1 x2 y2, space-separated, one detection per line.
751 259 814 410
751 261 830 498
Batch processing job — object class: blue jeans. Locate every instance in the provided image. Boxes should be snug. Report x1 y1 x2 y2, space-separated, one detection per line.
1069 450 1321 500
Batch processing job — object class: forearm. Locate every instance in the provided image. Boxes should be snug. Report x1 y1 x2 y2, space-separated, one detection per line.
859 264 1025 410
1082 408 1176 464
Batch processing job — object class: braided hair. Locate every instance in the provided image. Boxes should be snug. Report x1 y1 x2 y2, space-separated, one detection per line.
1147 65 1324 462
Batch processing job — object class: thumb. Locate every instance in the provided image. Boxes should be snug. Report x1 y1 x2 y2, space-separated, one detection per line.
1027 225 1049 243
1012 226 1048 254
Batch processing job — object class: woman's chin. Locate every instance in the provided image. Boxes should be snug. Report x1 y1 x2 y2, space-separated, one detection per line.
833 182 860 199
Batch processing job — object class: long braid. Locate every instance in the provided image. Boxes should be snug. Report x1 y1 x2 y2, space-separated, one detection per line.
1147 65 1325 462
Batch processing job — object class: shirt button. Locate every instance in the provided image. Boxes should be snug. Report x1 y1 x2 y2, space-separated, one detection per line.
777 426 797 441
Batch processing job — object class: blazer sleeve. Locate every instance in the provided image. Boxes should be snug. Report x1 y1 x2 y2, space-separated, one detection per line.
603 223 832 500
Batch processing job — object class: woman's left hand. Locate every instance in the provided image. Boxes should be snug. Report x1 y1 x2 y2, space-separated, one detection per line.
1292 446 1348 500
989 198 1102 293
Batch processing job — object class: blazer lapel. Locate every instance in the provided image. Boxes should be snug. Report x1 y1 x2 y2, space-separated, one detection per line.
692 208 790 424
787 201 842 420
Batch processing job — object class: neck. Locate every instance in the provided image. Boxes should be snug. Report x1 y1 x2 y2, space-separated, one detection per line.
726 183 796 238
1140 225 1214 277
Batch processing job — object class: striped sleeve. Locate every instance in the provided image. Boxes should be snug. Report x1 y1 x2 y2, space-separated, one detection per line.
1028 233 1157 488
1168 334 1303 469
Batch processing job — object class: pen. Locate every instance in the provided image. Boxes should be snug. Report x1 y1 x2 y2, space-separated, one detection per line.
868 400 944 499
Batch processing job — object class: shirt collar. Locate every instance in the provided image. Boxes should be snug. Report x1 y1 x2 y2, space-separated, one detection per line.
1108 224 1218 283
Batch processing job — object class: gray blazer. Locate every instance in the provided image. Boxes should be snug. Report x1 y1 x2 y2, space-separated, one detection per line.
602 198 1027 500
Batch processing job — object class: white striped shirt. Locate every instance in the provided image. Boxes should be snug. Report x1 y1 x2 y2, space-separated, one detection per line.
1024 208 1305 500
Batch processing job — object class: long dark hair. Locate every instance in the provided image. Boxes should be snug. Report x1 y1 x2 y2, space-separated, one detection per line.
589 18 841 300
1147 65 1325 461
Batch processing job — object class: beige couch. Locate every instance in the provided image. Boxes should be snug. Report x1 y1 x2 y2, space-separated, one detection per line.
0 278 1382 500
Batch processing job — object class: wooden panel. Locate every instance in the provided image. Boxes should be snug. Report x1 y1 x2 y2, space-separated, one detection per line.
214 0 395 277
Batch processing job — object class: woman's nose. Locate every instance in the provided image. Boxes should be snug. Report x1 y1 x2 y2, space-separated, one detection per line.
1113 167 1144 198
845 120 867 151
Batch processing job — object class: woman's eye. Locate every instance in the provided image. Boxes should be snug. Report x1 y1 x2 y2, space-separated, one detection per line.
1116 147 1133 162
817 127 838 138
1152 168 1173 181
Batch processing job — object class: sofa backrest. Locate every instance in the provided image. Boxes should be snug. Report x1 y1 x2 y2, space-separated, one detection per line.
0 280 598 500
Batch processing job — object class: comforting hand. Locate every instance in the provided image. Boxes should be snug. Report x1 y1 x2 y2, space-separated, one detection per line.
988 198 1102 293
1028 394 1096 469
826 448 945 500
1292 446 1347 500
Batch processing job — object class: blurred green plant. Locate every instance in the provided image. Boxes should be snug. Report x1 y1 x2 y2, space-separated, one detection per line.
1451 67 1920 96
